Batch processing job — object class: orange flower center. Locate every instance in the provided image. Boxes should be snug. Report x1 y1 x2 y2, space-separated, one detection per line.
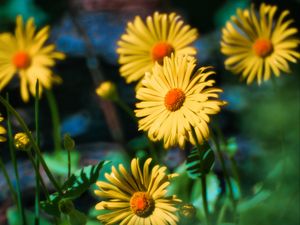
252 39 273 57
130 192 154 217
12 51 31 69
164 88 185 112
151 42 174 64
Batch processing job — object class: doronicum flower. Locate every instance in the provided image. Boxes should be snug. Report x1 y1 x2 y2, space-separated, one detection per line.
117 12 198 84
94 158 181 225
95 81 118 101
0 116 7 142
14 132 30 150
221 3 300 84
0 16 65 102
135 54 226 149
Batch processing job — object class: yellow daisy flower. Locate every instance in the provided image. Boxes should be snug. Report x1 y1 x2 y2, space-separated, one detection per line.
135 54 225 149
0 16 65 102
221 3 300 84
117 12 198 84
94 158 181 225
0 115 7 142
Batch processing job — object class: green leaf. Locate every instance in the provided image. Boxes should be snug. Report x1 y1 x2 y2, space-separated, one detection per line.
68 209 88 225
44 151 80 176
41 160 108 216
186 144 215 179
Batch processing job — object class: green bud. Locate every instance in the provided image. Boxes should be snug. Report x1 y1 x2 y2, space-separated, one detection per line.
59 199 75 215
63 133 75 151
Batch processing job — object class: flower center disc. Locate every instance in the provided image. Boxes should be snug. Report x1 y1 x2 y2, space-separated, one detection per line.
253 39 273 57
130 192 154 217
12 51 31 69
164 88 185 112
152 42 174 64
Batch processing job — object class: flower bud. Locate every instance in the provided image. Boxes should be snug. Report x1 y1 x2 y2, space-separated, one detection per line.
59 199 75 215
96 81 118 101
179 203 196 219
63 133 75 151
14 132 30 150
0 116 7 142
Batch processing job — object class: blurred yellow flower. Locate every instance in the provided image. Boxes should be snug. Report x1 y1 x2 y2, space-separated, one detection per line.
0 16 65 102
221 3 300 84
95 81 118 101
117 12 198 84
14 132 30 150
94 158 181 225
0 116 7 142
135 55 225 149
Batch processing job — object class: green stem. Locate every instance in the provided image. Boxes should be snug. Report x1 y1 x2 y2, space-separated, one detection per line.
115 99 158 162
6 97 27 225
67 148 71 179
214 125 241 197
45 90 61 153
115 99 136 120
35 81 40 225
0 96 63 195
26 150 50 200
190 127 210 225
211 131 237 215
0 157 18 203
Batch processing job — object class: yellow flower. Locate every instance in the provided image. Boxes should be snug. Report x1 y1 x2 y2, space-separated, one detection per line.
117 12 198 84
96 81 118 101
94 158 181 225
221 3 300 84
0 116 7 142
14 132 30 150
0 16 65 102
135 54 225 149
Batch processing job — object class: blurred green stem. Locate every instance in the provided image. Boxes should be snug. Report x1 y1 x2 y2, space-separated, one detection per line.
67 148 71 179
0 157 17 203
6 96 27 225
114 98 158 163
210 130 237 221
34 82 40 225
191 127 210 225
0 96 63 195
214 125 241 195
45 90 61 153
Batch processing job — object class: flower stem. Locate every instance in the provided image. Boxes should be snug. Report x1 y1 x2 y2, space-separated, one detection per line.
45 90 61 153
115 99 158 162
190 127 210 225
0 96 63 195
210 130 237 219
0 157 17 203
34 81 40 225
67 148 71 179
6 96 27 225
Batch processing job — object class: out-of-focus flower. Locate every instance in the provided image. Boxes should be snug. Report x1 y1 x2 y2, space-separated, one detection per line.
14 132 30 150
0 16 65 102
221 3 300 84
94 158 181 225
135 54 225 149
117 12 198 84
0 116 7 142
95 81 118 101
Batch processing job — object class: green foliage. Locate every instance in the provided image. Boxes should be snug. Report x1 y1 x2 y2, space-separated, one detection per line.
44 151 80 176
41 160 107 217
7 207 51 225
186 143 215 179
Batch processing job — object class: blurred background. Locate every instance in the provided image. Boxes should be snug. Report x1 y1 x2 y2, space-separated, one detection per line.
0 0 299 224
